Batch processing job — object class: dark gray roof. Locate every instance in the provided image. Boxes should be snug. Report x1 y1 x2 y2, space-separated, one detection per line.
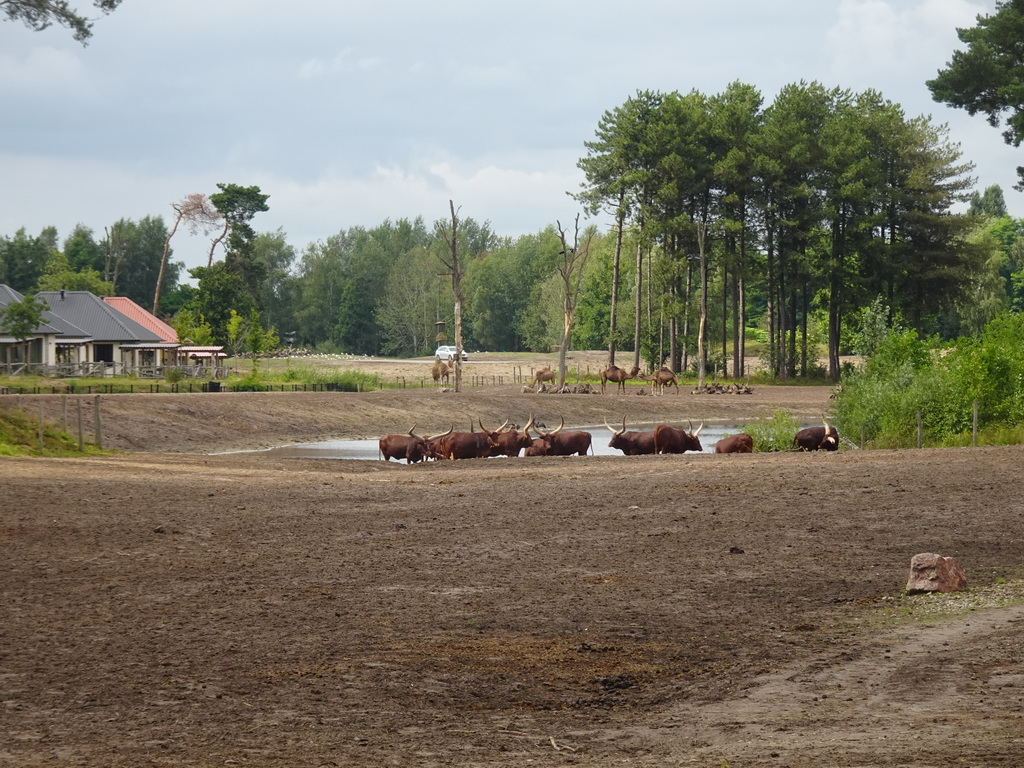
37 290 162 343
0 284 80 338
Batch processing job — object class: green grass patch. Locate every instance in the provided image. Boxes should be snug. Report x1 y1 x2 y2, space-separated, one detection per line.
0 408 112 457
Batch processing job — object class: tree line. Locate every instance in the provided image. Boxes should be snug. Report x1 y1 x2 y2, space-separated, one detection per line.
3 83 1024 377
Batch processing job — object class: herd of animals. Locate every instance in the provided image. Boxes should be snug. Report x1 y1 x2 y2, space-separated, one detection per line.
434 360 752 397
379 416 840 463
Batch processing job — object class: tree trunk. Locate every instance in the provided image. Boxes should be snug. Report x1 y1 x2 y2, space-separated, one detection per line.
608 202 624 366
153 213 183 316
632 221 643 371
696 220 708 389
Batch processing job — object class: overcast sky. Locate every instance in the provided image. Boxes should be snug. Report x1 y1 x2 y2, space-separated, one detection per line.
1 0 1017 275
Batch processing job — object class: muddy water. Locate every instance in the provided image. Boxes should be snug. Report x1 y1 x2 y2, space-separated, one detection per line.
246 422 754 461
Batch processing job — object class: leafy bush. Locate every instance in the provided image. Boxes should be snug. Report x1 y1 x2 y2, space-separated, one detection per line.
744 408 801 452
833 314 1024 447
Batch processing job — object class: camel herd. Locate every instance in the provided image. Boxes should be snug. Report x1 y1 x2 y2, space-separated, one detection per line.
430 360 751 396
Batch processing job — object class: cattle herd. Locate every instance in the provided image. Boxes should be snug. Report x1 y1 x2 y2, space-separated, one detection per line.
379 417 840 462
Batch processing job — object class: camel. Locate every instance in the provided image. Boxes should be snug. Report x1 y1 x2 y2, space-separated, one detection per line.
431 359 454 386
531 366 556 388
640 367 679 395
600 364 640 394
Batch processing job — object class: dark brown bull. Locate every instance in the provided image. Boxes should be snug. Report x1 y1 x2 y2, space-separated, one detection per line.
793 418 839 451
421 425 455 460
525 417 592 456
604 416 657 455
482 415 535 457
437 426 501 460
714 432 753 454
379 425 432 463
653 420 704 454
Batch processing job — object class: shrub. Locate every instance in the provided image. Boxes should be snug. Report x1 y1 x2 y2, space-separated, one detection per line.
744 408 801 452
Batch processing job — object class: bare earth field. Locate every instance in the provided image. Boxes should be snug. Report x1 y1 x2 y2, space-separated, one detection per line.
2 353 1023 767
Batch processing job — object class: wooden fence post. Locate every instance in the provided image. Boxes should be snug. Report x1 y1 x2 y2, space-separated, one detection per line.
77 399 84 452
972 400 979 447
916 410 923 449
94 394 103 450
38 401 44 454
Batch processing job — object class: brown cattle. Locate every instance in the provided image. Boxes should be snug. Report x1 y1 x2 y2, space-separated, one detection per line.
793 418 839 451
437 428 500 460
714 432 753 454
525 417 592 456
600 364 640 394
379 425 442 463
653 420 704 454
604 416 657 455
482 415 535 457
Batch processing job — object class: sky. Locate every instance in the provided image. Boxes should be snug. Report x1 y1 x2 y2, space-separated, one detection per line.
1 0 1019 276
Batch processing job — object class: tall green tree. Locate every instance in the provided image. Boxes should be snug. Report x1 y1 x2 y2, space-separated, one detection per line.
209 183 270 308
37 249 113 294
63 225 104 274
100 216 175 307
927 0 1024 188
0 292 49 366
252 228 297 338
0 227 57 293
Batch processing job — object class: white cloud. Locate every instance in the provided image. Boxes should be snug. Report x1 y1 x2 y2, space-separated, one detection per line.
0 45 89 96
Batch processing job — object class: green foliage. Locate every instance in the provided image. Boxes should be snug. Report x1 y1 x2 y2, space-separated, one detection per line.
2 0 124 45
102 216 175 307
36 249 113 295
851 296 900 357
0 293 49 341
225 309 244 357
834 315 1024 447
744 408 801 452
172 307 215 346
928 1 1024 188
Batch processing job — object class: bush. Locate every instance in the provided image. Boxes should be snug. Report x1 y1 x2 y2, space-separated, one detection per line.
833 314 1024 447
744 408 801 452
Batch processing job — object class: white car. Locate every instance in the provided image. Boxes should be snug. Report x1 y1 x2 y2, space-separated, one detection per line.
434 345 468 362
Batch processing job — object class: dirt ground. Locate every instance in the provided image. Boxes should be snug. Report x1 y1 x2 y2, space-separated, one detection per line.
2 354 1023 767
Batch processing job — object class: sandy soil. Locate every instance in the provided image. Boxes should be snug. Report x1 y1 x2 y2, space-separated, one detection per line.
2 354 1022 767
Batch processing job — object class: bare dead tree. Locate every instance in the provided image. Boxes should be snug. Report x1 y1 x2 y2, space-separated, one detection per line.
554 214 594 386
153 194 221 316
207 218 229 267
434 200 464 392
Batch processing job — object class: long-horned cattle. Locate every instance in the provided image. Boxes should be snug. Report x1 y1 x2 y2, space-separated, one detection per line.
604 416 657 455
379 425 434 463
525 416 592 456
653 420 704 454
600 364 640 394
793 418 839 451
714 432 753 454
481 415 535 457
436 422 502 460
